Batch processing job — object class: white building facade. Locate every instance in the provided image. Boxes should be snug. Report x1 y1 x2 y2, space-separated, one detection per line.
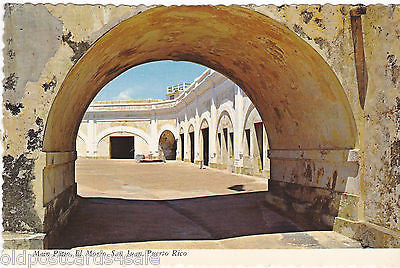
77 69 270 177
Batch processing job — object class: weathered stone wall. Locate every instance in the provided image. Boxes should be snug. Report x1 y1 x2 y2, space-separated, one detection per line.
3 3 152 234
250 4 400 245
2 4 400 248
361 6 400 237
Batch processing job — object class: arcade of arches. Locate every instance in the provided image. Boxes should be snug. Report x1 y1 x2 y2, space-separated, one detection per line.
2 4 400 249
75 69 269 177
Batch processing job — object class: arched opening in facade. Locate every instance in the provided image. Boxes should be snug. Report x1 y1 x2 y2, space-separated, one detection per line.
95 130 148 159
179 127 185 161
41 5 357 248
216 111 234 170
199 119 210 166
92 128 149 159
188 124 195 163
158 130 177 160
242 104 270 176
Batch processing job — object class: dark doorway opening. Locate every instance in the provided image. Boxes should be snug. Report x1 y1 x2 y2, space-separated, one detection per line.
180 133 185 161
229 132 234 156
254 122 264 170
245 129 251 155
223 128 228 152
110 136 134 159
189 131 195 163
202 128 209 166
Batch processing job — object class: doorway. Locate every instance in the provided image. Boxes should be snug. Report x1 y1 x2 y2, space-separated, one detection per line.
189 131 195 163
180 133 185 161
110 136 134 159
202 128 209 166
254 122 264 170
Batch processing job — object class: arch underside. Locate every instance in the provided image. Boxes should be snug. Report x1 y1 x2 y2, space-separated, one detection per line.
217 110 234 133
44 5 357 152
96 126 150 145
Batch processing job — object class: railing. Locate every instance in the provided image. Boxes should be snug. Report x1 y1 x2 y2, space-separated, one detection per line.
167 82 191 93
86 69 218 113
86 100 177 112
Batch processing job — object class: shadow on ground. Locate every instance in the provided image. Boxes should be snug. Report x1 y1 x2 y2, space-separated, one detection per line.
48 191 317 249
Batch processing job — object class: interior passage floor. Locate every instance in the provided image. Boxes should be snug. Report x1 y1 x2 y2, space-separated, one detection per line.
51 159 361 249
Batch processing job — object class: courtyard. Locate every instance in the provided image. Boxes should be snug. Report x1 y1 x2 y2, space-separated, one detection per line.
49 159 361 249
3 3 400 252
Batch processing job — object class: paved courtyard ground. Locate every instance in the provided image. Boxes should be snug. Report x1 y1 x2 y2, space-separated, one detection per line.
76 159 269 200
52 159 361 249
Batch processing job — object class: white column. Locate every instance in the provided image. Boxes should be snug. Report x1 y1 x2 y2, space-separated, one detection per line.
184 111 189 161
209 90 217 165
250 124 255 158
87 112 96 157
176 113 181 160
150 110 158 157
194 99 200 162
234 86 244 168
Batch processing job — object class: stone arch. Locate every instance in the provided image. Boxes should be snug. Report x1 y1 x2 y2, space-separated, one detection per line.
199 112 211 130
242 103 269 173
242 103 267 153
242 103 256 156
216 110 234 133
216 110 234 165
157 124 178 160
95 126 150 146
216 104 235 132
199 117 210 165
200 118 209 129
43 5 357 153
157 124 178 143
243 103 256 129
188 124 195 133
40 5 358 240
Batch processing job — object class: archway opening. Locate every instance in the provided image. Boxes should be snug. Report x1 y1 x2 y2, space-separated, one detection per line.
216 111 234 170
44 6 356 153
159 130 177 160
179 127 185 162
42 5 357 249
188 124 195 164
242 104 270 177
200 119 210 166
110 136 134 159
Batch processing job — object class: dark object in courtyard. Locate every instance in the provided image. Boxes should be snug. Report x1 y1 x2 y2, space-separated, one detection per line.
138 159 164 163
228 184 245 192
